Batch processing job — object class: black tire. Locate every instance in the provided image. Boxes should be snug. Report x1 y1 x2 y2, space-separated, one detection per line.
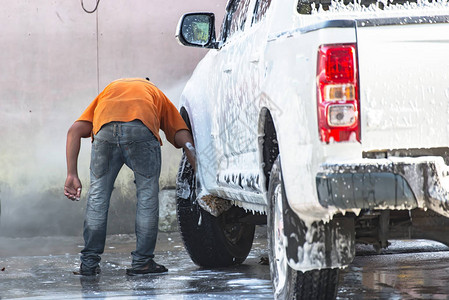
268 156 339 300
176 152 256 267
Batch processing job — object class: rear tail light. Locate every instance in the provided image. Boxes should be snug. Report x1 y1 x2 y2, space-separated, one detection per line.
317 43 360 143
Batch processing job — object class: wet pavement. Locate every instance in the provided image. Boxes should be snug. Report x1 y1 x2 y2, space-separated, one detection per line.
340 240 449 299
2 227 449 299
0 229 272 299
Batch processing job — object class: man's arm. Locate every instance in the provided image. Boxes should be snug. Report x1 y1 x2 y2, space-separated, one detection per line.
64 121 93 201
174 129 196 170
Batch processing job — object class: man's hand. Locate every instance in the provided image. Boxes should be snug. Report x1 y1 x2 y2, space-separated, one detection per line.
184 142 197 171
64 174 82 201
174 129 196 170
65 121 92 201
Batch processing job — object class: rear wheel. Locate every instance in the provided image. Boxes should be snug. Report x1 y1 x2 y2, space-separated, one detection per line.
176 152 255 267
268 156 339 299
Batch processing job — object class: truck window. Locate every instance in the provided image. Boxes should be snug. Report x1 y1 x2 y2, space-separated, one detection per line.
252 0 272 24
297 0 419 14
221 0 251 42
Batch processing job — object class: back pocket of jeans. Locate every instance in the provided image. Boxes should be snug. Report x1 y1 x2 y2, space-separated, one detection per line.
128 140 160 178
90 139 110 178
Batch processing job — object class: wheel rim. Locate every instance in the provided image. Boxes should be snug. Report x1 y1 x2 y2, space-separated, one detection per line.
273 182 288 296
221 208 246 245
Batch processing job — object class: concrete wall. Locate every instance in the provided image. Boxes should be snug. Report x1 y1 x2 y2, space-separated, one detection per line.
0 0 226 237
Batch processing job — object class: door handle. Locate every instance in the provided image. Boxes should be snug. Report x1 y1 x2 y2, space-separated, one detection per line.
222 65 232 73
250 53 260 64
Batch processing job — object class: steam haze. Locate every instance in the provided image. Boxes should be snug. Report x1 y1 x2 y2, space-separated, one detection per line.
0 0 226 237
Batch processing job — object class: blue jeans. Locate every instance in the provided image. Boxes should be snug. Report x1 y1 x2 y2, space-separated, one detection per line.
81 120 161 270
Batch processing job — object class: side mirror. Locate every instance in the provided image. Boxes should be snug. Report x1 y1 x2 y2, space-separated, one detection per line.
176 13 218 49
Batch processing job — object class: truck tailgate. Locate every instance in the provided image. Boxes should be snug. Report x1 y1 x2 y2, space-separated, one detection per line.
356 19 449 151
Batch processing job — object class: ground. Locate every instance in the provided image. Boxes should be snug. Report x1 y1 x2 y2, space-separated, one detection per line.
2 226 449 299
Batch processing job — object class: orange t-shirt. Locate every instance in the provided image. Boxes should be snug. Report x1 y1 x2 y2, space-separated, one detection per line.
77 78 188 147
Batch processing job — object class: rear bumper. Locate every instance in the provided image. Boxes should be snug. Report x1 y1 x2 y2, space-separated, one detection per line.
316 157 449 217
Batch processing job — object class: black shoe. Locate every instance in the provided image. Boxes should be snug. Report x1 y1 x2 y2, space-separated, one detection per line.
126 260 168 276
74 264 101 276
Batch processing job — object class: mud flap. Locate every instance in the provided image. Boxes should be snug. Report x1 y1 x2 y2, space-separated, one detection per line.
284 207 355 270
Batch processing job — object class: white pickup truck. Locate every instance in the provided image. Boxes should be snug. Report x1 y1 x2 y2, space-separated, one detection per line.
175 0 449 298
